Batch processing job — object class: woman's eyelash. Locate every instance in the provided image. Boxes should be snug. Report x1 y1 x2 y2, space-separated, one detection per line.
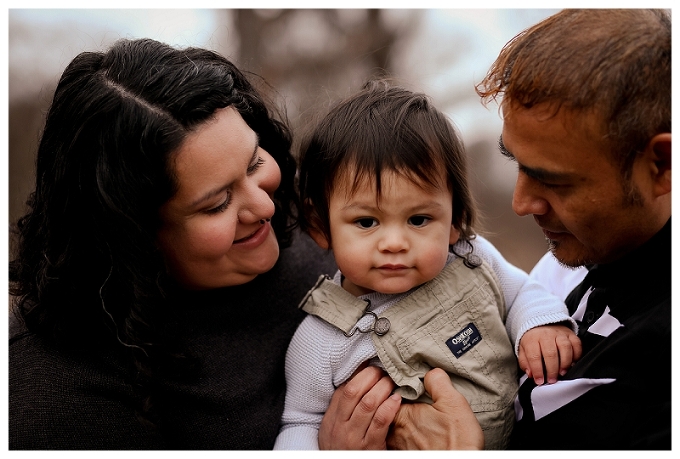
247 156 265 174
206 193 231 214
205 155 262 215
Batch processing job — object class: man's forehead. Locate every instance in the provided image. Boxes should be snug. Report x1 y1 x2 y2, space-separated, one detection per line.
502 103 608 142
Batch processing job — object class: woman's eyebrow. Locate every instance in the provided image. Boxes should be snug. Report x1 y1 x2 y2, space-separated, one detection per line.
248 134 260 166
190 133 260 209
190 184 230 209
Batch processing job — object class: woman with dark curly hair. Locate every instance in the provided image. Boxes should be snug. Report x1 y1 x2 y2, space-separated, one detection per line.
8 38 336 449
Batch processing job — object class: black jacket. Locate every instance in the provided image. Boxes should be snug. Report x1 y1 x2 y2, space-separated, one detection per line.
510 219 671 450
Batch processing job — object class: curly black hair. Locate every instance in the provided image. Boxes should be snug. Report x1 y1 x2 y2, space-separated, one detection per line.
9 38 298 424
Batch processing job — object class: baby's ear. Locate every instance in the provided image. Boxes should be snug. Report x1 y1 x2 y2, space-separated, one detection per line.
449 225 461 245
308 228 330 250
303 199 330 250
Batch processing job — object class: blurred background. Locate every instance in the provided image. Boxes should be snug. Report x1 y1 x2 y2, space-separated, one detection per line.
7 8 562 273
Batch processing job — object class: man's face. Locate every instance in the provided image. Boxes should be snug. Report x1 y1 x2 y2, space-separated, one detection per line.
500 105 653 267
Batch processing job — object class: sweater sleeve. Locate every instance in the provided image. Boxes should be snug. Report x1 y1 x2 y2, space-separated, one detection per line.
274 315 338 450
529 251 588 299
463 236 577 354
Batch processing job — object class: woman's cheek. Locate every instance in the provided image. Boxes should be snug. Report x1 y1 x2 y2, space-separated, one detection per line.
197 216 238 255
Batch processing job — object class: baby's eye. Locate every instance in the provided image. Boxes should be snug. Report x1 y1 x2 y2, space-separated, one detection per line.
408 215 431 227
354 218 378 229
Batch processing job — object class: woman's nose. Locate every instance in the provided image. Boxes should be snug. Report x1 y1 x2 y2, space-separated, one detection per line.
237 184 276 225
238 150 281 224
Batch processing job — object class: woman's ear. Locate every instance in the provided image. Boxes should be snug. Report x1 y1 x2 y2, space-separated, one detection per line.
449 225 461 246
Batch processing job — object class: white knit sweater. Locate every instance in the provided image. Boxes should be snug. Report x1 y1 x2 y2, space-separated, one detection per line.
274 236 575 450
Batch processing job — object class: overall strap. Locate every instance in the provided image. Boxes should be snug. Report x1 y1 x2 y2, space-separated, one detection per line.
371 256 508 400
298 275 369 335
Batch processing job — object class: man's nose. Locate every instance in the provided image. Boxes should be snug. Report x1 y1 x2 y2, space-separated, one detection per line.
512 174 549 217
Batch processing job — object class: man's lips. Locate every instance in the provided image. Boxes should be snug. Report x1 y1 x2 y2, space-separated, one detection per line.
541 227 569 240
535 218 569 239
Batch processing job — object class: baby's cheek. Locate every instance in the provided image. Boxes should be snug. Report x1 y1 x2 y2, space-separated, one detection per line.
334 253 364 279
420 247 450 278
333 247 368 275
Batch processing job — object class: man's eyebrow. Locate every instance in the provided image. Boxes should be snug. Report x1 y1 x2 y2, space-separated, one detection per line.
519 164 571 183
498 135 574 183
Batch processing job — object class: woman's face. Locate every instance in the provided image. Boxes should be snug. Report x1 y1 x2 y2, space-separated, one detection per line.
157 107 282 289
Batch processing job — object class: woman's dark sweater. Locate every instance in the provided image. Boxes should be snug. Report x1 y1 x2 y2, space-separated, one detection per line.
9 232 336 450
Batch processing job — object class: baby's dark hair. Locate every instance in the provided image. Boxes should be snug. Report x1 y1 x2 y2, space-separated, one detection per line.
298 80 476 246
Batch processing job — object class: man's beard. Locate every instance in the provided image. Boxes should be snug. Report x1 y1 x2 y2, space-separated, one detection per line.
546 237 591 269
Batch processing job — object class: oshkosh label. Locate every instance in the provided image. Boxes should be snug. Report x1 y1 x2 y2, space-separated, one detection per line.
446 323 481 358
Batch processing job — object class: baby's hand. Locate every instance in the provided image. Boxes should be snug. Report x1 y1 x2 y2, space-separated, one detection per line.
518 324 582 385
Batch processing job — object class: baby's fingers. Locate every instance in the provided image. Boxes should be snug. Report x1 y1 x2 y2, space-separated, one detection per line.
554 334 574 376
555 329 582 375
569 332 583 362
518 342 546 385
539 339 560 385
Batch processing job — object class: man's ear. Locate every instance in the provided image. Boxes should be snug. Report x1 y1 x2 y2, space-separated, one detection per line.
648 133 671 197
308 228 330 250
449 225 461 246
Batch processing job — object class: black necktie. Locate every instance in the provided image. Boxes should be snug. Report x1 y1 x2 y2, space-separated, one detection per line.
566 269 611 360
564 267 608 338
577 287 609 338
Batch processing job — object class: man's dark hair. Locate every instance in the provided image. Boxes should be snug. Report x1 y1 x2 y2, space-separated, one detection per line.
476 9 671 180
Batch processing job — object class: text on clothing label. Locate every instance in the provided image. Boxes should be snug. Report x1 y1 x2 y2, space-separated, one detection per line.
446 322 481 358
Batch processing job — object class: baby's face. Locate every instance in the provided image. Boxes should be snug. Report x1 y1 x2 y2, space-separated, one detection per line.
327 169 458 297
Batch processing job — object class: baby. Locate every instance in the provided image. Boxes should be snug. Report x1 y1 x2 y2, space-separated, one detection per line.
275 81 580 450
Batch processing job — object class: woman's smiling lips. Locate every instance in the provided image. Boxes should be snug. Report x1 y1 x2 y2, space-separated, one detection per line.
233 220 271 248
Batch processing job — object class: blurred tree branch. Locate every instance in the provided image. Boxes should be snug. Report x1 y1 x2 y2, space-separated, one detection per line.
227 9 421 144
